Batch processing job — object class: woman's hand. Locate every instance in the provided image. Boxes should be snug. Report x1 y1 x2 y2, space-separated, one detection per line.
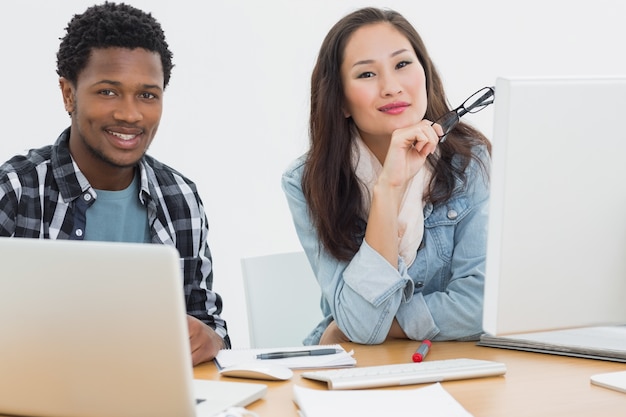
379 119 442 190
364 120 442 267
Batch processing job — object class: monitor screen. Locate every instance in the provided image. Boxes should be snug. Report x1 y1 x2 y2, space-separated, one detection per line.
483 76 626 335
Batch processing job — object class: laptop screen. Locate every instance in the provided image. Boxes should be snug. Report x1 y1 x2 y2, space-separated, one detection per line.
0 238 195 417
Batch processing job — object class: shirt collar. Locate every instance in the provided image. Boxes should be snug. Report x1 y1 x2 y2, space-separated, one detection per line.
50 127 152 204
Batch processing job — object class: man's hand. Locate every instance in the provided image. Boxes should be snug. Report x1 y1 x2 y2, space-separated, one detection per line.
187 315 224 366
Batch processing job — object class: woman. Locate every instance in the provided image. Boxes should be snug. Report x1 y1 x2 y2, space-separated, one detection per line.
282 7 491 345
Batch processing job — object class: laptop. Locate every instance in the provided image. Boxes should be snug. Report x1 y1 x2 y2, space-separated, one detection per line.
478 76 626 360
0 237 266 417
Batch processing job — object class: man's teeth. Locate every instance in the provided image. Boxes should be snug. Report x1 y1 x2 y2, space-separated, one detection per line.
109 131 137 140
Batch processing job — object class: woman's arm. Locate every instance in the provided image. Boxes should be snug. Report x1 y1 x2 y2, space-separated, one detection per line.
282 159 414 344
364 121 440 267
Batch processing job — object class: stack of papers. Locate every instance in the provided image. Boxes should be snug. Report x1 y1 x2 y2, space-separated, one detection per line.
293 383 473 417
214 344 356 370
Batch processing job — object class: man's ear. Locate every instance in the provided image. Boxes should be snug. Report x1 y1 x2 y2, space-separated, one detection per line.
59 77 75 115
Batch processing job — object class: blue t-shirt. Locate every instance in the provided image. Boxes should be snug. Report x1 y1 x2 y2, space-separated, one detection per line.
84 174 151 243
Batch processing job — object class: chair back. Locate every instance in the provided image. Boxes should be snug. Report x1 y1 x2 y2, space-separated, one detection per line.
241 251 323 348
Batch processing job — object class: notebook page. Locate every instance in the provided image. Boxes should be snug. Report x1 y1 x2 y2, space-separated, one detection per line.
214 345 356 369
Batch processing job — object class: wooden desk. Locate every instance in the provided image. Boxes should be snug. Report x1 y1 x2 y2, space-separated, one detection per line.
194 340 626 416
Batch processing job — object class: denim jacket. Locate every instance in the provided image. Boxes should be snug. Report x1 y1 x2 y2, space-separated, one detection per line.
281 146 490 345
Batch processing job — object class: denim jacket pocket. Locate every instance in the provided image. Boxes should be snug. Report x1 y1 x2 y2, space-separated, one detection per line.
418 197 470 288
424 197 470 257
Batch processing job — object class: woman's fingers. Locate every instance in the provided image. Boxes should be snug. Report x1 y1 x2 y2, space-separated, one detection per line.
380 120 441 187
398 120 440 155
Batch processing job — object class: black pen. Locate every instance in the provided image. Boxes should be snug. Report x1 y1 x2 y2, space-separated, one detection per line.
256 348 341 360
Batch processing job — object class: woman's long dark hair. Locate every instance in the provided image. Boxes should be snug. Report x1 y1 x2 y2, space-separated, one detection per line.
303 7 491 261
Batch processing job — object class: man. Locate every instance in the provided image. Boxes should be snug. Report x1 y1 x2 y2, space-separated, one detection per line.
0 2 229 365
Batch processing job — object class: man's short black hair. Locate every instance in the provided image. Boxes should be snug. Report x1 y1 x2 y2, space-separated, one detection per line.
56 2 174 88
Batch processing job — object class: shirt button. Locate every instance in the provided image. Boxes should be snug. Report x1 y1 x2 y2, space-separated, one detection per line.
447 209 458 220
83 193 92 201
75 229 83 237
416 281 424 288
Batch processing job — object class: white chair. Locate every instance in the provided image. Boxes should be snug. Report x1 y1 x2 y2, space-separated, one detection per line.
241 251 323 348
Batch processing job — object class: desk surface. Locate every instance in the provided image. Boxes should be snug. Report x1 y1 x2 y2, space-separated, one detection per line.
195 340 626 417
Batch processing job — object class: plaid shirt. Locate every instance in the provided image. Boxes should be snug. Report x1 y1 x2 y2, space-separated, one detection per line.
0 128 230 347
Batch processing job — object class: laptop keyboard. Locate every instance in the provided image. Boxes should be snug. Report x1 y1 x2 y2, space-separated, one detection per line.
301 358 507 390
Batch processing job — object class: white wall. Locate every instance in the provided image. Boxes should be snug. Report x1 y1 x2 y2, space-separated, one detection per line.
2 0 625 347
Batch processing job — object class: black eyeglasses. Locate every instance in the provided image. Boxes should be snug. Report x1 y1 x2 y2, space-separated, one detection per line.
432 86 495 142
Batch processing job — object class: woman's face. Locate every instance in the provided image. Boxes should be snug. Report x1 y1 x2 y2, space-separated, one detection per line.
341 22 427 146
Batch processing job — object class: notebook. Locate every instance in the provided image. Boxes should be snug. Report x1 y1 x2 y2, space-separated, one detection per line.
479 76 626 360
0 237 266 417
215 344 356 370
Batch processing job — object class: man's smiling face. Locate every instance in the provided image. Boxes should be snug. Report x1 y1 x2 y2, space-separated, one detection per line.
60 47 164 189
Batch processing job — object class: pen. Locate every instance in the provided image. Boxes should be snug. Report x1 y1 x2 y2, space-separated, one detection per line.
412 340 431 363
256 348 341 360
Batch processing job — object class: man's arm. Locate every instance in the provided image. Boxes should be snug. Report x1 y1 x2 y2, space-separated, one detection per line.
144 159 231 362
180 191 230 363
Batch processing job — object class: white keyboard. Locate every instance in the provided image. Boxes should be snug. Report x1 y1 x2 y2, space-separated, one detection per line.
301 358 506 390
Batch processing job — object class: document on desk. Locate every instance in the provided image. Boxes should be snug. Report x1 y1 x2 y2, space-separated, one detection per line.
478 325 626 362
214 344 356 370
293 383 473 417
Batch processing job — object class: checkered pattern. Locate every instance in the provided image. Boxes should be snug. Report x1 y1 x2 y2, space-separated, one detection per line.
0 128 229 346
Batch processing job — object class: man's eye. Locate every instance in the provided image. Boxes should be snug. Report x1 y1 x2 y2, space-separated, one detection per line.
140 92 157 99
99 89 115 96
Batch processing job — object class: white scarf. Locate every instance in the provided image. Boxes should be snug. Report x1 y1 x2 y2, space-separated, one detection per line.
353 135 429 267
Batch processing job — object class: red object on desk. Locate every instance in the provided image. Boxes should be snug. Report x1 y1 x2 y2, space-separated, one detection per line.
412 340 432 362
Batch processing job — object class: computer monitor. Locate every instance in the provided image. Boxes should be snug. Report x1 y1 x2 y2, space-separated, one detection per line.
483 76 626 336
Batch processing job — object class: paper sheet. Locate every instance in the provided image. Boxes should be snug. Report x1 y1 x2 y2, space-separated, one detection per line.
293 383 473 417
